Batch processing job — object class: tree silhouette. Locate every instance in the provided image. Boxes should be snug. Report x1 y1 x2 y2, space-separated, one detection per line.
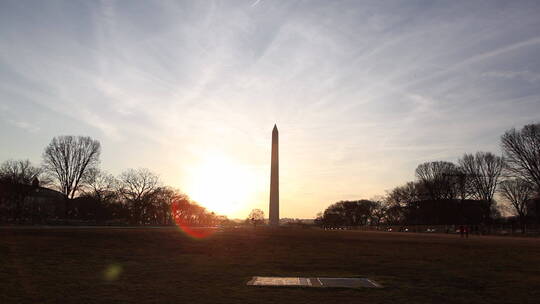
459 152 504 202
42 136 100 218
82 169 117 203
501 123 540 191
117 168 160 224
248 209 264 227
499 178 534 232
415 161 459 200
0 159 43 223
319 200 378 227
0 159 42 185
42 136 101 199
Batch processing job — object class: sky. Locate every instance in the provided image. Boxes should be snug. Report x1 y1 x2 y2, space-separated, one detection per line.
1 0 540 219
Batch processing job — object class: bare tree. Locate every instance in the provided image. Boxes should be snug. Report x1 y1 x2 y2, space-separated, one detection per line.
82 168 117 203
459 152 504 202
384 181 422 225
458 152 503 221
415 161 459 200
171 191 197 226
499 178 534 232
318 200 378 227
118 168 159 201
0 159 43 223
151 187 182 225
117 168 160 224
452 168 472 201
386 181 422 206
42 136 101 199
0 159 42 185
370 199 387 226
501 123 540 191
248 209 265 227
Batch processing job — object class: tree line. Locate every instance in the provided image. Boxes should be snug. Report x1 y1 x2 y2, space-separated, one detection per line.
0 135 227 226
316 123 540 233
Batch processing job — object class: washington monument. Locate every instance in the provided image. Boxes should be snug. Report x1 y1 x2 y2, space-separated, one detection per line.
269 124 279 226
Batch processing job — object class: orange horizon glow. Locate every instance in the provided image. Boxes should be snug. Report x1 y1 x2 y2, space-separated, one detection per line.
182 152 265 219
171 201 216 239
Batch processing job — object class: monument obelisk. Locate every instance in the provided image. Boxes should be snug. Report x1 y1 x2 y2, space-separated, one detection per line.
269 124 279 226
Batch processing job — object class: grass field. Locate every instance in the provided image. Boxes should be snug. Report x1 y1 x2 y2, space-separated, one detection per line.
1 227 539 304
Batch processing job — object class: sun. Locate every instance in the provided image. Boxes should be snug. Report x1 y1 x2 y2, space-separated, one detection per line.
184 153 260 217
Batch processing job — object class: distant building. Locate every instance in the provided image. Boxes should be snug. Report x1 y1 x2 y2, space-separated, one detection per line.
0 181 65 223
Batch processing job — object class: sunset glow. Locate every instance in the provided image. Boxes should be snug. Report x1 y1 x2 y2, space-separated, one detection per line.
184 153 262 217
1 2 539 303
1 1 539 219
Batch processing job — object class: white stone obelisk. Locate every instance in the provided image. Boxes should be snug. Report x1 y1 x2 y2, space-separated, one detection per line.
269 124 279 226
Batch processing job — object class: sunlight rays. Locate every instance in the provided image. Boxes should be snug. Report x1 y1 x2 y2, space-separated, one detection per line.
184 152 261 217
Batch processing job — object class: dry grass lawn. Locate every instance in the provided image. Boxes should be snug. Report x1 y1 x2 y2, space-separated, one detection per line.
1 227 539 304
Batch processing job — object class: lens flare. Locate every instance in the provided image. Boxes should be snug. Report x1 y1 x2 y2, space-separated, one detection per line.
104 264 122 281
171 199 216 239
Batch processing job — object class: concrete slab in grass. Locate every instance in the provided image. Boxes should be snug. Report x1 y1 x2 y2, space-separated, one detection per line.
247 277 382 289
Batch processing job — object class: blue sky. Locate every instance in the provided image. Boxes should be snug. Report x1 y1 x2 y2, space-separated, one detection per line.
1 0 539 218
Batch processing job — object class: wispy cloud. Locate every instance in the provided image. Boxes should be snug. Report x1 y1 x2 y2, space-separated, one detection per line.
9 120 40 133
1 0 540 217
482 70 540 83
